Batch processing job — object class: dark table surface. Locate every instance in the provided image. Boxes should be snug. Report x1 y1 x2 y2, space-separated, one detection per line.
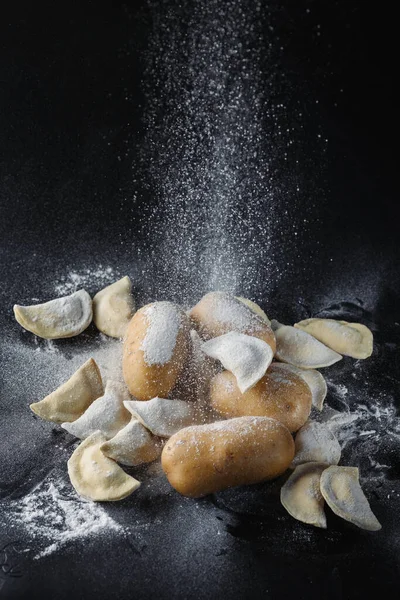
0 1 399 599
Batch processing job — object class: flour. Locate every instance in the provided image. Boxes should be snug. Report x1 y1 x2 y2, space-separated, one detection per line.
3 475 124 560
140 302 182 366
54 266 120 296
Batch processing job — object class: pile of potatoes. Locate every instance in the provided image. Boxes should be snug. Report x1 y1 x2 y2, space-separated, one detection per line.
15 281 380 531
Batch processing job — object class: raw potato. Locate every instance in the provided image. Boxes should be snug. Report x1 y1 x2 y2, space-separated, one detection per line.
30 358 103 423
68 431 140 501
14 289 92 339
123 302 191 400
100 418 162 466
210 364 312 433
294 318 373 359
124 397 199 438
202 331 274 393
189 291 276 352
320 466 381 531
280 462 327 528
61 380 131 440
271 362 327 411
291 421 341 468
272 321 342 369
161 416 294 497
93 276 135 338
235 297 271 326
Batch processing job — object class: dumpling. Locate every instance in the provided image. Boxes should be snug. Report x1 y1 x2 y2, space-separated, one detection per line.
294 318 373 359
100 418 162 466
61 380 131 439
281 462 327 528
272 321 342 369
30 358 103 423
320 466 381 531
14 289 92 339
291 421 341 468
124 397 198 438
67 431 140 501
93 276 135 338
202 331 274 393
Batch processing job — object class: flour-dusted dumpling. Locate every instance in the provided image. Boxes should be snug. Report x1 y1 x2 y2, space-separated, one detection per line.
320 466 381 531
272 321 342 369
281 462 327 528
124 397 198 438
123 302 191 400
14 289 92 339
93 276 135 339
235 297 271 326
291 421 341 468
271 362 327 411
294 318 373 359
100 418 162 466
189 291 276 351
202 332 274 394
67 431 140 501
30 358 103 423
61 380 131 439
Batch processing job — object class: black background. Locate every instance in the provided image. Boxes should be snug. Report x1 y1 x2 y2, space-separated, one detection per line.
0 1 399 599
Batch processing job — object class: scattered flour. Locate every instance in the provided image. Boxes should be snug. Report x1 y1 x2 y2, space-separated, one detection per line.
4 476 124 560
54 266 120 296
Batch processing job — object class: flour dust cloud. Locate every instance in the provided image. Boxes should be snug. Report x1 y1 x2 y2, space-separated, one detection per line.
136 0 323 305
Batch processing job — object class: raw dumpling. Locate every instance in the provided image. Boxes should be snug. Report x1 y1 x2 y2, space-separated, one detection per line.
294 318 373 359
320 466 381 531
291 421 341 468
14 289 92 339
93 276 135 338
67 431 140 501
100 418 162 466
202 331 274 393
235 297 271 326
61 380 131 439
124 397 198 438
281 462 327 528
272 321 342 369
30 358 103 423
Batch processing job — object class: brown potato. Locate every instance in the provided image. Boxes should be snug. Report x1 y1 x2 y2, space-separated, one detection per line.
161 416 294 497
189 291 276 352
123 301 191 400
209 364 312 433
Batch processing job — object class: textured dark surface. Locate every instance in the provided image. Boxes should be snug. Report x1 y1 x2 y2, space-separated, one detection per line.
0 2 399 599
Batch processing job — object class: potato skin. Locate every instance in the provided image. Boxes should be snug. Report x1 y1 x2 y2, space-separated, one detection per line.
123 302 191 401
189 291 276 352
161 416 294 497
210 365 312 433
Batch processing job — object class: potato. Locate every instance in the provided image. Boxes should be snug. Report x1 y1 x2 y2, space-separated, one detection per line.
209 364 312 433
161 416 294 497
189 291 276 352
123 301 191 400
